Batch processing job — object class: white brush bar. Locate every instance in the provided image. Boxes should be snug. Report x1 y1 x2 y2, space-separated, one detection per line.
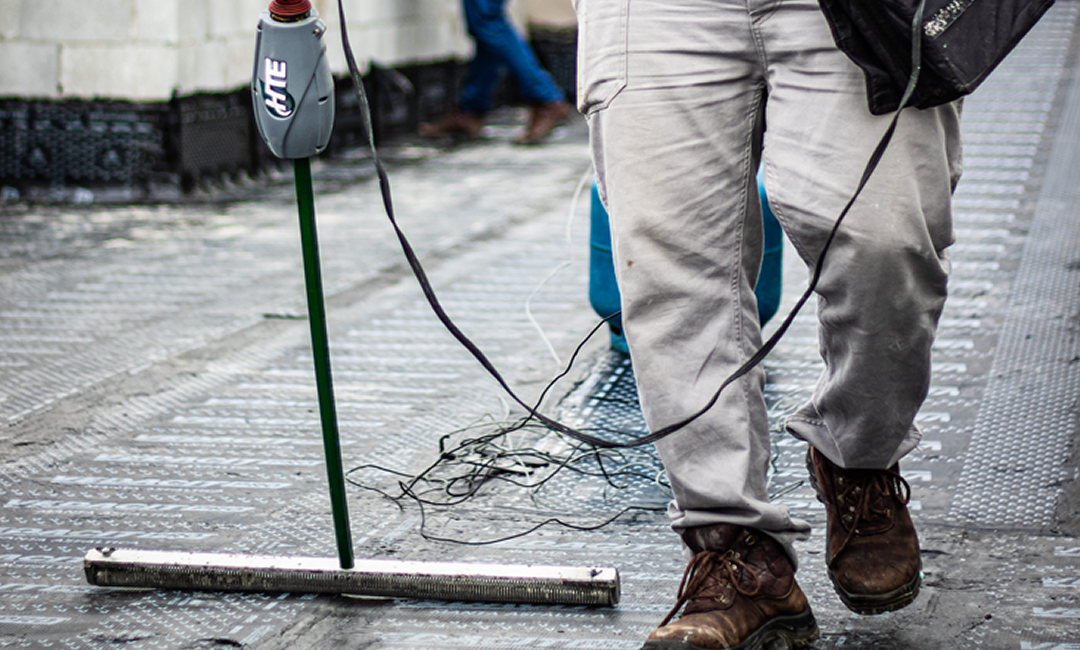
84 547 620 606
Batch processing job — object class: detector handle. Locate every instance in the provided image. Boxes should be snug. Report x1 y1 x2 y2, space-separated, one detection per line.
252 8 335 159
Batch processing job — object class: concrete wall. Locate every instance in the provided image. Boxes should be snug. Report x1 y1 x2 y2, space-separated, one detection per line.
316 0 471 83
0 0 473 101
521 0 576 29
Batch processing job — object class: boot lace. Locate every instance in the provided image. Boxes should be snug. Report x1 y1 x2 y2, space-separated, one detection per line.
659 549 762 627
830 469 912 566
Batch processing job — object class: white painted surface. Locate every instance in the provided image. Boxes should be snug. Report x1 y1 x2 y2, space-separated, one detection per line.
0 0 472 100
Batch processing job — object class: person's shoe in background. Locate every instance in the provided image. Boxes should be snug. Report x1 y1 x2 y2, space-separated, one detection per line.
419 111 484 138
515 100 571 145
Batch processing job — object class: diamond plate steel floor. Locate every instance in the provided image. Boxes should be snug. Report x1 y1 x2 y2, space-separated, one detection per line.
3 10 1080 650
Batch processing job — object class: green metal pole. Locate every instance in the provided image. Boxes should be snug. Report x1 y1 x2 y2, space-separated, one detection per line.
292 157 354 570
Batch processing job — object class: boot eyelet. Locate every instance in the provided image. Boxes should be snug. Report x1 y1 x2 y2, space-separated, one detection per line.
842 514 853 523
745 535 756 545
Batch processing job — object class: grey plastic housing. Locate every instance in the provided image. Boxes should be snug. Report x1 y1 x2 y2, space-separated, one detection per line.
252 9 335 159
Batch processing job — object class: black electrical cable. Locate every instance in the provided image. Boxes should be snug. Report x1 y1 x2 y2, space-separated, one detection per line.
414 502 666 547
334 0 927 451
343 415 672 545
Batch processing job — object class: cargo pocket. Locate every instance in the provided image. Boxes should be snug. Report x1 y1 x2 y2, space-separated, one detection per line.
575 0 629 116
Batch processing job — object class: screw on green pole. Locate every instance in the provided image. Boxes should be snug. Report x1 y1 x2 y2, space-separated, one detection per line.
292 157 354 570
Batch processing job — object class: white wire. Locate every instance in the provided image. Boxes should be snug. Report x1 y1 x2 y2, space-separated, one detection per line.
525 261 572 365
523 164 596 367
566 165 594 246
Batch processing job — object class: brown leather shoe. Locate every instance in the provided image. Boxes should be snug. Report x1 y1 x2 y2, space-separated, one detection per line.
641 525 818 650
515 100 571 145
806 447 922 615
418 110 484 138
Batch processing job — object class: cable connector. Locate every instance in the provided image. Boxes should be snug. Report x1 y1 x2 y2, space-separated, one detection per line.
269 0 312 21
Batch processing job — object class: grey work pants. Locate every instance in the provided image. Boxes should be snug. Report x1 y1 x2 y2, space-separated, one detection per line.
575 0 963 555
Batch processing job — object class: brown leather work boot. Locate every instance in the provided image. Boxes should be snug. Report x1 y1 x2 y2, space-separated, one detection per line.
806 447 922 615
418 110 484 138
515 100 571 145
641 524 818 650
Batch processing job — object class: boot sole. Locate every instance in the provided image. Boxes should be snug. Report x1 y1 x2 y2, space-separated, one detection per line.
640 609 819 650
827 563 921 615
805 450 922 615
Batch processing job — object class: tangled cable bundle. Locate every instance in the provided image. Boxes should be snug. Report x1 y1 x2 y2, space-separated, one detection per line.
343 354 809 546
346 412 673 546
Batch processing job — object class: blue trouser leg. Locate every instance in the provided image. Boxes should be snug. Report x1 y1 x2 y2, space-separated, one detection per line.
458 0 564 114
458 40 504 114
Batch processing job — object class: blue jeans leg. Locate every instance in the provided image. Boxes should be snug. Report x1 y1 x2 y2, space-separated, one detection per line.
458 40 503 114
458 0 564 114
